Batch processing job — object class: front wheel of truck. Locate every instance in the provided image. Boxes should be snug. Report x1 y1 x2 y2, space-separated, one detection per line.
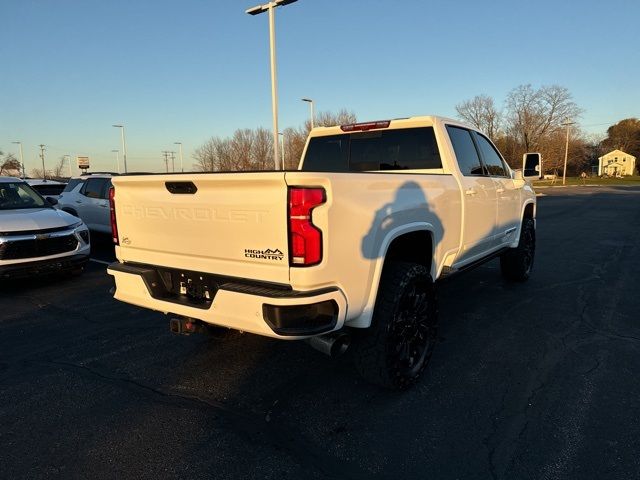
500 217 535 282
352 262 438 390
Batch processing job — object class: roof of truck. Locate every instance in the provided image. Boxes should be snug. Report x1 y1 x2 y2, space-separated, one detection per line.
307 115 472 137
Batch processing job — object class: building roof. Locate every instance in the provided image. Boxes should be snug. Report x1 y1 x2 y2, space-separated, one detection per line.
598 149 636 161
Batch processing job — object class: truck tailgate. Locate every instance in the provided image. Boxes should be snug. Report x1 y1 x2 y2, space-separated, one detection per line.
111 173 290 284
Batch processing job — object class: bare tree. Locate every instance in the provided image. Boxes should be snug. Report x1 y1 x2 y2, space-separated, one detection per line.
0 153 21 176
193 136 229 172
53 156 67 177
601 118 640 159
455 94 501 138
252 128 272 170
230 129 254 171
505 84 582 151
192 109 357 173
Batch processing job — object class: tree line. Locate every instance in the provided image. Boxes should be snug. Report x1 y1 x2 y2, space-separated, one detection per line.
192 85 638 177
456 85 640 175
192 110 356 172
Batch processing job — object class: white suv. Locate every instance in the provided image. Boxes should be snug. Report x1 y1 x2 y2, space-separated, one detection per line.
0 177 90 278
57 173 117 234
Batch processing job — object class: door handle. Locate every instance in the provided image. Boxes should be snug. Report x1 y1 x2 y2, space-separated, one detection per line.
465 188 477 196
75 200 83 204
496 188 505 194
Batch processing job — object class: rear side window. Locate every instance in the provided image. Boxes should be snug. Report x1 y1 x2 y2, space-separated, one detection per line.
63 178 84 192
302 127 442 172
81 178 109 199
446 126 485 176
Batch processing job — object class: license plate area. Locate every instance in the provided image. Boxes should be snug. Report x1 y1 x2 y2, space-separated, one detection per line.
147 267 219 309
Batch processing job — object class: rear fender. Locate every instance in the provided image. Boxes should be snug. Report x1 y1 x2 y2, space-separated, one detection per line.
347 223 435 328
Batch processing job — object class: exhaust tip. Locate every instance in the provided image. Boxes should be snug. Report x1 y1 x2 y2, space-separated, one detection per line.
307 331 350 357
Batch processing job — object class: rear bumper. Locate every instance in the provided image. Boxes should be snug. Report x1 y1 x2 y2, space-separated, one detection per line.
107 262 347 339
0 253 90 278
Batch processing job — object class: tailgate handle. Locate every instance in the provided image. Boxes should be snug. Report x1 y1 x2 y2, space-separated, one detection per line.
165 182 197 194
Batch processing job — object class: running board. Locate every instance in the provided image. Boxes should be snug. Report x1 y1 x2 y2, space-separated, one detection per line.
439 247 510 282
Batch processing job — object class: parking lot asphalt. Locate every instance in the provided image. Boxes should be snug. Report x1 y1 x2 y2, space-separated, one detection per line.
1 185 640 480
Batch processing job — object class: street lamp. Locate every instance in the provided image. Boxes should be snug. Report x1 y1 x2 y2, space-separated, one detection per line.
63 155 72 178
302 97 314 129
562 121 575 186
111 150 120 173
174 142 183 172
112 124 128 173
11 141 25 178
246 0 298 170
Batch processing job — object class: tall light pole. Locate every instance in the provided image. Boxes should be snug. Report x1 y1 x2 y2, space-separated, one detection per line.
562 121 575 186
302 97 314 129
38 144 46 180
112 124 128 173
246 0 298 170
111 149 120 173
64 155 72 178
12 141 25 178
174 142 184 172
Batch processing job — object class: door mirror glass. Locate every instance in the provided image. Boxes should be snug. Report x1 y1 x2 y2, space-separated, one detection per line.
522 153 542 179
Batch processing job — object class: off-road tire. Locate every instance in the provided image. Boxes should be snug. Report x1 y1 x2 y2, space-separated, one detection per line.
352 262 438 390
500 217 535 282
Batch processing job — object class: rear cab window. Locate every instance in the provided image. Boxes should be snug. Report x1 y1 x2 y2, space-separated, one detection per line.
302 127 442 173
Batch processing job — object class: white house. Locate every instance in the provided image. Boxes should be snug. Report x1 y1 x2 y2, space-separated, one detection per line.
598 149 636 176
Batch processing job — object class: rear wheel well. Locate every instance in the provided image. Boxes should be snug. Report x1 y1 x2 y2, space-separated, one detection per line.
383 230 433 273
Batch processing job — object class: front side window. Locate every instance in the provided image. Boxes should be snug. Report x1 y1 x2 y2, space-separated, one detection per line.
302 127 442 172
446 126 485 176
474 133 508 177
0 182 46 210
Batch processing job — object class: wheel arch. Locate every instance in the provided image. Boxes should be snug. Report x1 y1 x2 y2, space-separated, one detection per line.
348 224 435 328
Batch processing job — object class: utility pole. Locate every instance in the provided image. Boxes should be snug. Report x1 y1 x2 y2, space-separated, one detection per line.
162 151 170 173
174 142 184 172
39 144 46 180
562 121 575 186
170 151 176 172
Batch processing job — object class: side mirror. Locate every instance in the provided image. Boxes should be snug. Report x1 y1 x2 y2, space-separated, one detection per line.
46 196 59 206
522 153 542 180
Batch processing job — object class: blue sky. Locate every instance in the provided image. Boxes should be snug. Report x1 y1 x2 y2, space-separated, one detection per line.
2 0 639 174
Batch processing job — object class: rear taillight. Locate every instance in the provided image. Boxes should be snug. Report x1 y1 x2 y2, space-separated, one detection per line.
108 186 119 245
288 187 325 266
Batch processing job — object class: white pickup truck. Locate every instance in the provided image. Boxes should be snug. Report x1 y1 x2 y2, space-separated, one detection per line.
107 116 539 389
